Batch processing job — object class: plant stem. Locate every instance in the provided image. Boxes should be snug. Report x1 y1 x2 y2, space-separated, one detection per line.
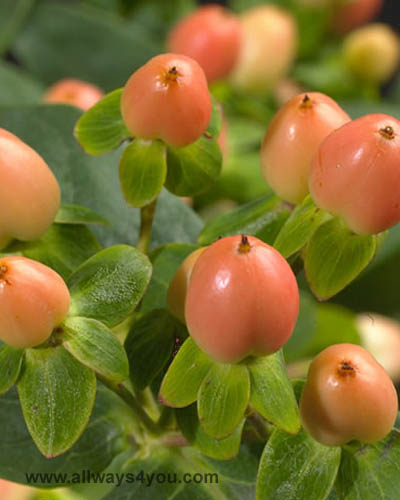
137 198 157 254
99 376 161 436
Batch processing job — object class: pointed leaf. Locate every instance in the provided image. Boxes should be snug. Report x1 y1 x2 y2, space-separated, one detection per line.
176 404 244 460
68 245 152 327
274 195 328 258
54 204 110 225
119 139 167 208
165 135 222 197
159 337 213 408
337 430 400 500
207 97 223 138
17 346 97 458
256 428 341 500
62 316 129 383
0 345 24 395
198 193 290 246
248 351 300 434
74 89 130 155
198 363 250 439
305 218 376 300
124 309 177 390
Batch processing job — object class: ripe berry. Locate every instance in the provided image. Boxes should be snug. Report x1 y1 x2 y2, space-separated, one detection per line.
260 92 350 203
309 114 400 235
230 5 297 93
167 5 241 83
0 257 70 348
121 53 212 147
43 78 104 110
166 247 205 324
300 343 398 446
0 129 60 249
185 235 299 363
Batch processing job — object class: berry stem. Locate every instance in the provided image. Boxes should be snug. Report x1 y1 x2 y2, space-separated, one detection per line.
137 198 157 255
99 375 162 436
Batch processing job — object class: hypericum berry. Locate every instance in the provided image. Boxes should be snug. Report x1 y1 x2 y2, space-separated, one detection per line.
185 235 299 363
343 24 400 84
167 5 241 84
43 78 104 110
260 92 350 204
332 0 383 34
167 248 205 324
300 343 398 446
357 313 400 382
230 5 297 93
309 113 400 235
121 53 212 147
0 257 70 348
0 129 60 249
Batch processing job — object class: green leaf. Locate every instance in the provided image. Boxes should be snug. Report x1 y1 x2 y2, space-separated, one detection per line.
274 196 328 258
0 0 34 54
74 88 130 155
207 97 223 138
0 61 44 106
248 351 300 434
14 2 160 90
305 218 376 300
165 135 223 197
55 204 110 226
0 345 24 395
3 223 101 281
68 245 152 327
0 384 130 486
140 242 198 314
62 316 129 383
256 428 341 500
337 430 400 500
176 404 244 460
0 105 203 251
198 363 250 439
17 346 97 458
198 193 290 246
159 337 214 408
119 139 167 207
124 309 177 390
283 292 317 364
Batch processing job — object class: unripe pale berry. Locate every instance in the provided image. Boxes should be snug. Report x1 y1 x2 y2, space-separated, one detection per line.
167 5 241 84
0 257 70 348
260 92 350 204
309 114 400 235
343 24 400 84
0 129 60 249
43 78 104 110
121 53 212 147
332 0 383 34
166 247 205 324
300 343 398 446
230 5 297 94
185 235 299 363
357 313 400 382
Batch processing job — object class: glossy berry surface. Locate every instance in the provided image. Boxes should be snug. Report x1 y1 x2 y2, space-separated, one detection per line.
185 235 299 363
0 129 60 249
0 257 70 348
300 343 398 446
309 113 400 235
121 53 212 147
260 92 350 203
